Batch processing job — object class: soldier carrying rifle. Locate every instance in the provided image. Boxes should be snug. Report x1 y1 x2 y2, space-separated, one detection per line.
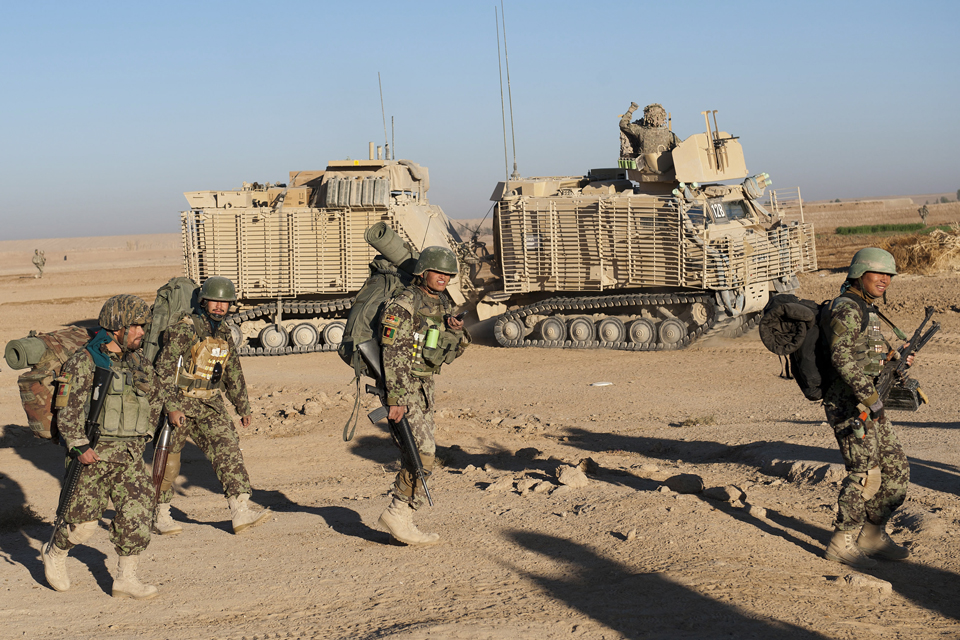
376 247 469 545
42 294 168 599
822 248 918 569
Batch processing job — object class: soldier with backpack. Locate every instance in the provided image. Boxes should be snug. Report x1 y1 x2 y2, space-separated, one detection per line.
377 246 469 546
153 276 270 535
822 248 914 569
41 294 166 599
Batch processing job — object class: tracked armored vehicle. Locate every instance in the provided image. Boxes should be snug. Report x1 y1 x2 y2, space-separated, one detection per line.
180 145 469 355
478 112 818 350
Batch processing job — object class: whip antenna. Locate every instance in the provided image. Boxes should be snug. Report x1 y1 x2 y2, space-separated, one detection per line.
501 0 519 179
495 7 509 183
378 72 390 159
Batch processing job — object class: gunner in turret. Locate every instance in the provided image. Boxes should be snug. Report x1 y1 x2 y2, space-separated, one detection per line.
619 102 679 160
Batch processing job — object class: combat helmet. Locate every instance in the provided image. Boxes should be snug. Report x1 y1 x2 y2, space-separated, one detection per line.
847 248 897 280
413 246 458 277
99 294 151 331
199 276 237 302
643 103 667 128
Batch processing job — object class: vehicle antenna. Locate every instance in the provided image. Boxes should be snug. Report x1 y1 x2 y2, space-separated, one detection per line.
501 0 520 180
378 72 390 160
495 7 509 184
391 116 395 160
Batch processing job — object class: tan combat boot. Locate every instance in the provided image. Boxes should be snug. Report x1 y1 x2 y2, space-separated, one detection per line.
378 496 440 546
228 493 270 533
858 523 910 560
41 542 71 592
112 555 159 600
154 503 183 535
42 520 99 592
825 529 877 569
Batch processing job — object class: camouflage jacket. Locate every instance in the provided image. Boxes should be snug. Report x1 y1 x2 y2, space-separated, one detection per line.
619 115 679 157
380 286 468 407
826 295 888 407
154 314 251 417
58 345 166 460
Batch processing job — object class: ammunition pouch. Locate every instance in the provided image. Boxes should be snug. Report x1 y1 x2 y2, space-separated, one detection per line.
101 368 152 438
177 336 229 399
422 330 463 368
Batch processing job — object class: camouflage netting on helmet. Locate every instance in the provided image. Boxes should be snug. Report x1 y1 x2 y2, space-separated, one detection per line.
199 276 237 302
643 103 667 128
99 294 151 331
413 246 459 276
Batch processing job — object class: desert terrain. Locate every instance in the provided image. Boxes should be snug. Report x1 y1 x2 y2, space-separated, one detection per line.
1 201 959 640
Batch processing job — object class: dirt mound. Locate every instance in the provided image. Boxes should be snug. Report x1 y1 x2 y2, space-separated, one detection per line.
881 226 960 275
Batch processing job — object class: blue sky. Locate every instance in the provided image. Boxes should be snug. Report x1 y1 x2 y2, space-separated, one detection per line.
1 0 957 240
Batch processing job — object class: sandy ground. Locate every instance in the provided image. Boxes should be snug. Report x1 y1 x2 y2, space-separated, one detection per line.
1 228 959 640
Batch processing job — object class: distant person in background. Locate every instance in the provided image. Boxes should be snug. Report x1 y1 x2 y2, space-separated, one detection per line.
32 249 45 278
918 205 929 226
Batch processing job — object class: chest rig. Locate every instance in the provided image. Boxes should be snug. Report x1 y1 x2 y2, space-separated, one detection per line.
175 315 230 399
392 288 455 377
852 307 886 377
99 351 152 439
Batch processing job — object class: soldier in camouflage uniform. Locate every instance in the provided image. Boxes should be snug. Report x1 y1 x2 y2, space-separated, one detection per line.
154 276 269 535
32 249 45 278
377 246 469 546
822 248 914 569
41 294 164 599
619 102 679 162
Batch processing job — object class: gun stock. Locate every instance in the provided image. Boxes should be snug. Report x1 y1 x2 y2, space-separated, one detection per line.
357 340 434 507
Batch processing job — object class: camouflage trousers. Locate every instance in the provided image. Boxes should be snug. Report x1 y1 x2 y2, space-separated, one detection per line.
158 405 252 503
54 438 152 556
824 392 910 531
392 377 436 510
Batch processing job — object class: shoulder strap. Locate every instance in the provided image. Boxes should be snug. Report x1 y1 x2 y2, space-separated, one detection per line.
839 291 907 340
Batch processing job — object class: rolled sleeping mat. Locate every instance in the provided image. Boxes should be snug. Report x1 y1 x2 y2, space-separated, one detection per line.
5 337 47 370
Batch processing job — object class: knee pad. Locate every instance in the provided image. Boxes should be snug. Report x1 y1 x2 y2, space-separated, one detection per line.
161 451 182 493
67 520 99 545
848 466 882 500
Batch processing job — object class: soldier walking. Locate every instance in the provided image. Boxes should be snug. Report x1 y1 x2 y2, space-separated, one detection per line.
822 248 914 569
32 249 45 278
153 276 269 534
377 247 469 545
41 295 164 599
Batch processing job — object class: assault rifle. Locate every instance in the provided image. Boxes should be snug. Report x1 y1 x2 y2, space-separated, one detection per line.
47 366 113 548
357 339 434 507
876 305 939 405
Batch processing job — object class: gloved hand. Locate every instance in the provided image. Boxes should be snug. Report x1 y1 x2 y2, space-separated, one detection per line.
629 101 639 110
869 399 885 421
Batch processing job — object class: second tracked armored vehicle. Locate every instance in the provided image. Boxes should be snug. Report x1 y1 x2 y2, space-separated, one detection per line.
474 110 818 350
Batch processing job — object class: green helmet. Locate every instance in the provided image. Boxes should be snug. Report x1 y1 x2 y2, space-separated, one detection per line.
99 294 151 331
199 276 237 302
413 246 458 277
847 247 897 280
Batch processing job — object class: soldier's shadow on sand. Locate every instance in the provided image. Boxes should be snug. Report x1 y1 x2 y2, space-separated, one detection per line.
555 425 960 498
504 530 831 639
250 490 388 544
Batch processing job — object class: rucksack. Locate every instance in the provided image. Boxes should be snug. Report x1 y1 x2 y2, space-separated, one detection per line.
143 276 200 364
337 257 414 378
4 326 95 440
759 292 870 401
